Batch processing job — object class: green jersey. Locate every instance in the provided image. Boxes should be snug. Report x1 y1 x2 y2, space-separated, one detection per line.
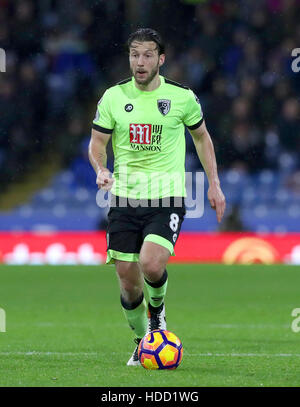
92 75 203 199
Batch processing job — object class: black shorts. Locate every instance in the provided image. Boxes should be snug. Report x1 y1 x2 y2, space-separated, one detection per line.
106 196 186 264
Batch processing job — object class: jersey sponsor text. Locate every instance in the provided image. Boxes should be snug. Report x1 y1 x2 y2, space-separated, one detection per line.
129 124 163 152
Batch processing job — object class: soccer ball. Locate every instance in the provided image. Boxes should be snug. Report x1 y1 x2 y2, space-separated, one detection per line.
138 329 183 370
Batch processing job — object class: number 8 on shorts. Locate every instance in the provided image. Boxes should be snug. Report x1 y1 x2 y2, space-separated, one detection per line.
169 213 180 232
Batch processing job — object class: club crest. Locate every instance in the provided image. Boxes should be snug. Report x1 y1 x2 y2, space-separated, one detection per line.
157 99 171 116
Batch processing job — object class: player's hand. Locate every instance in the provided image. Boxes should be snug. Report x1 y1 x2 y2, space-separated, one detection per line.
207 183 226 223
96 168 115 191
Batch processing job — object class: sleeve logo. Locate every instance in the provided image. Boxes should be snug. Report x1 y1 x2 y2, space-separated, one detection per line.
194 93 200 104
93 96 103 122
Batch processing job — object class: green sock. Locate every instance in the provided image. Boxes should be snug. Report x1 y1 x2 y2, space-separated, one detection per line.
121 294 147 339
144 269 168 308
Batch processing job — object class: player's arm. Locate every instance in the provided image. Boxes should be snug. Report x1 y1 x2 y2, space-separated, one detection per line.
188 120 226 223
88 128 114 190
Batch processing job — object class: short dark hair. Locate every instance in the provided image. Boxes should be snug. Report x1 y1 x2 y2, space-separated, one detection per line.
127 28 165 55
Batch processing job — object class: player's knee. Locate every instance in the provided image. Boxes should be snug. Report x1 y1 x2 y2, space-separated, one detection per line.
120 278 140 295
118 276 143 303
115 260 139 281
140 257 163 282
115 262 142 298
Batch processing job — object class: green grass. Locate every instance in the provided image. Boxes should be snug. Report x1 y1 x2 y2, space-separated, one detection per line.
0 264 299 387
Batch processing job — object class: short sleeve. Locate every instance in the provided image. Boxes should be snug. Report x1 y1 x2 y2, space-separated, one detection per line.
183 89 204 130
92 90 115 134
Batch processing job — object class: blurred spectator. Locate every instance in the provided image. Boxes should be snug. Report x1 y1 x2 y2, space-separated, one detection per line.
277 98 300 171
60 118 87 166
11 0 41 60
222 122 265 172
277 98 300 152
219 204 245 232
285 170 300 195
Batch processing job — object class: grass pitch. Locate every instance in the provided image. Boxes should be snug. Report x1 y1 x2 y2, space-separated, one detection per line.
0 264 299 387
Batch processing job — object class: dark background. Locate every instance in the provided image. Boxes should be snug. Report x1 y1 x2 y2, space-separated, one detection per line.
0 0 299 232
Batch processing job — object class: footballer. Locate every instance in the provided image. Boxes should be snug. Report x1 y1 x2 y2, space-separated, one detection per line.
89 28 226 365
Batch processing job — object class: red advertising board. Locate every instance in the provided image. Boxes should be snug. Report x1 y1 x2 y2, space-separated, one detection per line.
0 232 300 265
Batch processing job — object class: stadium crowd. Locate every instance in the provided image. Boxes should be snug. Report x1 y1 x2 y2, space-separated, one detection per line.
0 0 300 191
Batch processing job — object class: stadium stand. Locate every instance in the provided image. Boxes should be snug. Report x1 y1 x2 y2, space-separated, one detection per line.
0 0 299 232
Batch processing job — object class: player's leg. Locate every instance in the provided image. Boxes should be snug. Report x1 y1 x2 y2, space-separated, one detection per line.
114 260 148 366
139 241 170 332
115 259 147 340
140 201 186 332
106 205 146 365
139 240 169 307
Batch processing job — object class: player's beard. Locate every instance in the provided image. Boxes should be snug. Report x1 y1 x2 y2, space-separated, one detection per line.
132 62 160 86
